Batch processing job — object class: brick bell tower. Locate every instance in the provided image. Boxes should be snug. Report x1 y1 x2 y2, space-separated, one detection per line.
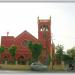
38 16 52 63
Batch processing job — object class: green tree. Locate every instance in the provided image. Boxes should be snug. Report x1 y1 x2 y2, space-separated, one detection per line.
63 53 73 64
28 41 43 62
0 46 5 60
66 47 75 65
33 43 43 61
55 44 64 64
0 46 5 53
67 47 75 59
8 46 17 57
8 45 17 63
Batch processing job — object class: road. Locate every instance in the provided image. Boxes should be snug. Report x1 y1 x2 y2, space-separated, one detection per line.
0 69 75 74
0 70 32 73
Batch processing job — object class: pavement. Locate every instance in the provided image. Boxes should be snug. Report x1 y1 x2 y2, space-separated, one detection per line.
0 68 75 74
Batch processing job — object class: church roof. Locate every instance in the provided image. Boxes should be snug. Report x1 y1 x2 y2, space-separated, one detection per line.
15 30 38 43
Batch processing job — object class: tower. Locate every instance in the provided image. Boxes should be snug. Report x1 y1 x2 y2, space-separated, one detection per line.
38 16 52 63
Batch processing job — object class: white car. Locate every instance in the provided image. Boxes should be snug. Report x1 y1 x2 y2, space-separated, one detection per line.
30 62 48 71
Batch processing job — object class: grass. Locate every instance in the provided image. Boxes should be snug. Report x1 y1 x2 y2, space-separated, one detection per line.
53 65 65 71
0 64 65 72
0 64 31 71
48 64 65 71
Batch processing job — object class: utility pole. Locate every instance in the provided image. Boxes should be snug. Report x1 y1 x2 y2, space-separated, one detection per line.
50 40 53 70
51 33 55 70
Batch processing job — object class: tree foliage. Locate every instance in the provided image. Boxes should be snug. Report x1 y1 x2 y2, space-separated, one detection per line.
8 46 17 57
55 44 64 62
0 46 5 62
28 41 43 62
67 47 75 59
63 53 73 64
0 46 5 53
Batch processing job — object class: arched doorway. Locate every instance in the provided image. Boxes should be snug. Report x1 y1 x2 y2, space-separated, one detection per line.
1 51 12 64
3 56 9 64
18 56 26 65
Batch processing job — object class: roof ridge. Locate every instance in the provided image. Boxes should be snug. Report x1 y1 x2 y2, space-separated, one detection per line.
15 30 38 40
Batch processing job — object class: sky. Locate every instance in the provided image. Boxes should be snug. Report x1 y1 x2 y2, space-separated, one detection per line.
0 3 75 51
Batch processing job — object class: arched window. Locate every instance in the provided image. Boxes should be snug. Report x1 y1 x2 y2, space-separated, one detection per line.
42 25 48 31
22 40 31 47
40 26 43 31
45 25 48 31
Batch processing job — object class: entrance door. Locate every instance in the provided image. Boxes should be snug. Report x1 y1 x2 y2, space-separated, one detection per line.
18 56 26 65
4 56 8 64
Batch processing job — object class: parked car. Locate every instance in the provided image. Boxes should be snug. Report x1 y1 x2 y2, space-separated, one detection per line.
30 62 48 71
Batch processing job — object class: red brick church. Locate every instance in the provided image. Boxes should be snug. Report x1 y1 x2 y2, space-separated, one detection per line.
0 17 55 64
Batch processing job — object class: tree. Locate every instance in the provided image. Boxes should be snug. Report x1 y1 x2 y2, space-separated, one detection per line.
0 46 5 61
63 53 73 64
33 43 43 61
28 41 43 62
55 44 64 64
0 46 5 54
67 47 75 59
8 45 17 63
8 46 17 57
66 47 75 65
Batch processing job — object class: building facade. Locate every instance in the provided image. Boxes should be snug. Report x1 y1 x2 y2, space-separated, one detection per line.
0 17 55 64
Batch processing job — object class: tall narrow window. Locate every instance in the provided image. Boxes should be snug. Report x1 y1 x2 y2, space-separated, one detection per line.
22 40 31 47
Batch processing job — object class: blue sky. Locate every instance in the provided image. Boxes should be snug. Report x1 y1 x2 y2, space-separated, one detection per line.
0 3 75 51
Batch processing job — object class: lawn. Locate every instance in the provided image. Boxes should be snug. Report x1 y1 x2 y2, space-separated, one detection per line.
0 64 31 71
48 64 65 71
0 64 65 71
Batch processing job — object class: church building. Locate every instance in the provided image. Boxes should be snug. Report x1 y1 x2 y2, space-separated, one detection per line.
0 17 55 64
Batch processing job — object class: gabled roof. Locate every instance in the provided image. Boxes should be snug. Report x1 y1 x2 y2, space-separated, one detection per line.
15 30 38 42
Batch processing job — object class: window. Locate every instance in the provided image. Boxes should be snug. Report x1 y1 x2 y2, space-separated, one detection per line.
40 25 48 32
40 26 43 31
22 40 30 47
